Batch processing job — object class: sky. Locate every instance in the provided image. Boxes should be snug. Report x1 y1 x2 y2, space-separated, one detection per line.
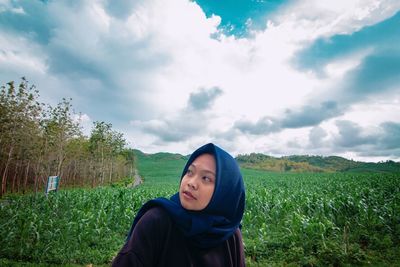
1 0 400 162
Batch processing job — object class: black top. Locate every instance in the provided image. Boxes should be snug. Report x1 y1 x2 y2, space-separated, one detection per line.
112 207 246 267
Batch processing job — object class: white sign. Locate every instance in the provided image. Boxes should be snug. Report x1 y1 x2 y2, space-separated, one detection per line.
45 176 60 194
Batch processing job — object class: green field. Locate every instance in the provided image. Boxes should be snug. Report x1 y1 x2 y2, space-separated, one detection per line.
1 153 399 266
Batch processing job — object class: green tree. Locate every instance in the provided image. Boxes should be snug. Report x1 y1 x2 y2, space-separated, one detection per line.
0 78 42 196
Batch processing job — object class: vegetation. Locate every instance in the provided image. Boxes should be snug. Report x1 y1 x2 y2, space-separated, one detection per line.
0 78 135 197
1 152 399 266
133 149 188 186
237 153 400 173
1 78 399 266
241 169 400 266
0 186 174 265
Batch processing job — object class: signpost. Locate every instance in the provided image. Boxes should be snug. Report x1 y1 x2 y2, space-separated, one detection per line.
45 176 60 195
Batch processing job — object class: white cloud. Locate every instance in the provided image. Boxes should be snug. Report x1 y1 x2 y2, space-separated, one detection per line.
1 0 399 161
276 0 400 38
0 33 47 75
73 113 92 136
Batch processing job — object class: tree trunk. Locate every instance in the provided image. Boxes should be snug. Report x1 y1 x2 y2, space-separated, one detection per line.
12 161 19 193
16 163 22 193
57 154 64 177
82 161 86 187
109 161 113 183
23 161 30 194
101 146 105 185
34 157 42 195
35 156 44 194
1 146 13 197
72 160 76 187
90 160 96 188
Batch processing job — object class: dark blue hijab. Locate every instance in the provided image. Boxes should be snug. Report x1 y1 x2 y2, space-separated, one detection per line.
125 143 245 248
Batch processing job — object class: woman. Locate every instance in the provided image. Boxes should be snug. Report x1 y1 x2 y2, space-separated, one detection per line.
112 143 246 266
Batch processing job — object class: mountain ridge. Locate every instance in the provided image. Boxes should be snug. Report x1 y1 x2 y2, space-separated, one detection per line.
133 150 400 173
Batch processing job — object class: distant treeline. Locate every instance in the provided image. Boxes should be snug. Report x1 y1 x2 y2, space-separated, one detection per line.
0 78 135 197
236 153 400 173
133 150 400 173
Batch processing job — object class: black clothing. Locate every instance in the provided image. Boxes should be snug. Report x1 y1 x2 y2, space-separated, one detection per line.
112 207 245 267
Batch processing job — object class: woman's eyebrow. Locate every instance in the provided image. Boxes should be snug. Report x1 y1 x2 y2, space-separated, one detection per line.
202 170 216 176
189 164 196 169
191 163 216 176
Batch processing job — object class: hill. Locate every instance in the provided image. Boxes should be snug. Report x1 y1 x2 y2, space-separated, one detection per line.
132 149 188 184
134 150 400 173
235 153 325 172
237 153 400 173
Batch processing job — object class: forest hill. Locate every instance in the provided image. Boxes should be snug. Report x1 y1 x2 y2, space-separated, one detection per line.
235 153 400 173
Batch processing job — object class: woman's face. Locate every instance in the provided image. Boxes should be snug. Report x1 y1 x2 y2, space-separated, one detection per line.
179 153 216 211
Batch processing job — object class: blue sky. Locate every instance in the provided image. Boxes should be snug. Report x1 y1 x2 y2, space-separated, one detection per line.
195 0 286 36
1 0 399 161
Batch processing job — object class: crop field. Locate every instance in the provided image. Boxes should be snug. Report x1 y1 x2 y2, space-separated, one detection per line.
0 155 399 266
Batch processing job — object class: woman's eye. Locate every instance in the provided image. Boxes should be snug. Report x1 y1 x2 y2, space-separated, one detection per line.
187 169 193 175
202 176 212 183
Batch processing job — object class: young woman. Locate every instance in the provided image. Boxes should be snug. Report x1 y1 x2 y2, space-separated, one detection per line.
112 143 246 266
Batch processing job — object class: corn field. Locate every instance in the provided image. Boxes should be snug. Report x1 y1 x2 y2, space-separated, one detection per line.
0 170 399 266
242 170 400 265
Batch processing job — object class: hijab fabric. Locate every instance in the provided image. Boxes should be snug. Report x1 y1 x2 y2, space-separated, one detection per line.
125 143 246 248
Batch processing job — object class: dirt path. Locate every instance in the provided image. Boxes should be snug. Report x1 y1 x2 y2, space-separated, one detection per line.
132 169 143 187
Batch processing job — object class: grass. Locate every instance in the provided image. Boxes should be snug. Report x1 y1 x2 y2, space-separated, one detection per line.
1 154 399 266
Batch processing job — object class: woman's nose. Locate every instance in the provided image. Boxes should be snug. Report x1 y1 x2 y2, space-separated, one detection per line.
188 177 198 190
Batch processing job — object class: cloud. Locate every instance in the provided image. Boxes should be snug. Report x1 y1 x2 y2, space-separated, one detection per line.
309 126 328 148
282 101 343 128
0 1 51 44
379 122 400 150
275 0 400 40
188 86 223 111
0 0 221 125
212 6 400 143
131 119 192 142
234 116 281 135
325 120 400 158
295 11 400 71
294 11 400 101
230 9 400 137
231 101 344 135
104 0 141 19
334 120 377 148
0 1 164 122
345 50 400 95
282 120 400 159
131 86 223 142
1 0 399 162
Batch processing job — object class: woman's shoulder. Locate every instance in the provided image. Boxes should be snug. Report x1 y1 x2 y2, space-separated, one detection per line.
142 206 170 218
112 207 176 266
125 206 175 247
230 228 243 244
137 206 173 230
226 228 245 266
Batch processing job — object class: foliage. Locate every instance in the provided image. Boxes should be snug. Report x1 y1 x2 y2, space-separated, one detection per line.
1 152 399 266
241 169 400 266
1 78 399 265
133 149 188 186
237 153 400 173
0 78 43 196
0 78 134 196
0 186 175 265
286 155 400 172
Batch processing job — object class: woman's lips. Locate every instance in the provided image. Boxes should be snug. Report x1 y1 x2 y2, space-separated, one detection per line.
183 190 197 200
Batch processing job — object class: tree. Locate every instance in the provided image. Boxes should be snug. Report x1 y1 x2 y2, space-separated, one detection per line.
0 78 134 196
0 78 42 197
